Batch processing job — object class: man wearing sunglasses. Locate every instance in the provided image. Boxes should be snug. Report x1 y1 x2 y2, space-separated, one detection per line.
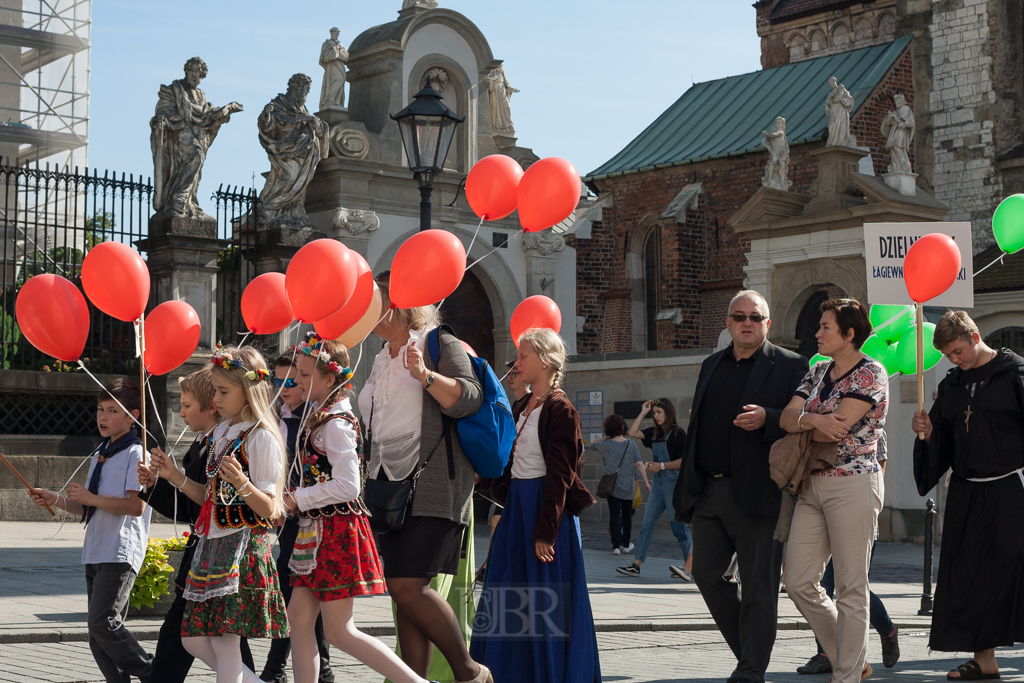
674 290 808 683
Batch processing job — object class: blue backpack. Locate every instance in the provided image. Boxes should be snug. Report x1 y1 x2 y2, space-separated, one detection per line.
428 326 515 478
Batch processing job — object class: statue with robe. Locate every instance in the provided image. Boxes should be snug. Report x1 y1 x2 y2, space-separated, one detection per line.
881 93 915 174
825 76 855 147
761 116 791 191
319 28 349 111
482 66 519 137
257 74 329 230
151 57 242 218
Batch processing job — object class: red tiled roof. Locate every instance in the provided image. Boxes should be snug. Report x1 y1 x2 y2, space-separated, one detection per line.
974 244 1024 292
770 0 860 22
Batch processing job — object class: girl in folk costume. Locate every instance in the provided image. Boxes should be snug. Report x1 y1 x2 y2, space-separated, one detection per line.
287 334 432 683
473 328 601 683
149 345 289 683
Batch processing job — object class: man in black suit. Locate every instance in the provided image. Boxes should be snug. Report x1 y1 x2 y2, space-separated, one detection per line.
674 290 809 683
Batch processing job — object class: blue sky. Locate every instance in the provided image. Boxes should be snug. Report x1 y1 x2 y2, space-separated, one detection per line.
89 1 762 204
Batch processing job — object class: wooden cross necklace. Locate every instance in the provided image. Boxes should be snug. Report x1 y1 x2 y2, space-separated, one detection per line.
964 405 972 433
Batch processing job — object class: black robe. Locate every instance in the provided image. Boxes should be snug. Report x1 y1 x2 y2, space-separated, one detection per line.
914 349 1024 652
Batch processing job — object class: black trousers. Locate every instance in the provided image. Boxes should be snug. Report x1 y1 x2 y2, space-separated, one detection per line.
261 517 332 679
150 588 255 683
85 563 154 683
606 496 634 549
691 478 782 683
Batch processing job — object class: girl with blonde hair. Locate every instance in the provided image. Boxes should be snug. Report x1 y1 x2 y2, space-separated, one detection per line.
149 345 289 683
472 327 602 683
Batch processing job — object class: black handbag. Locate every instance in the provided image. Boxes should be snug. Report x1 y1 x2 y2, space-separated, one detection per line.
596 442 630 499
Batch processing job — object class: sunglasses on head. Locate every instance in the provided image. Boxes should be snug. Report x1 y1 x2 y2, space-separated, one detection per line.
274 377 298 388
729 313 768 323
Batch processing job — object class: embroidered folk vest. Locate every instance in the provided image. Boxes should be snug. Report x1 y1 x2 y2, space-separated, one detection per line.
297 411 369 519
208 426 273 531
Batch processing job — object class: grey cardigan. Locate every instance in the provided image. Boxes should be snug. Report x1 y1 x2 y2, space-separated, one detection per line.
409 327 483 525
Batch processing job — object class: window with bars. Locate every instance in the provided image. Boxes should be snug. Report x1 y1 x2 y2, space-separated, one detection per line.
985 327 1024 357
644 226 661 351
0 393 99 436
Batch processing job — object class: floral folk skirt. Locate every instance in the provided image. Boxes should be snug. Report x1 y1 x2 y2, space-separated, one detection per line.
181 527 289 639
291 512 386 601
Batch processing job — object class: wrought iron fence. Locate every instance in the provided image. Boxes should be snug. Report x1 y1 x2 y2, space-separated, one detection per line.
0 160 152 373
212 184 260 351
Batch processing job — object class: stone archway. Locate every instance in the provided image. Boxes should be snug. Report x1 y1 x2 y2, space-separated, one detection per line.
770 256 866 347
443 270 495 367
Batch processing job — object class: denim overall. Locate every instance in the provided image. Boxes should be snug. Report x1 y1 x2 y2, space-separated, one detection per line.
634 435 693 562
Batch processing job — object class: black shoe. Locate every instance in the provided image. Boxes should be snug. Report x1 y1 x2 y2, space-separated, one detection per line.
259 673 288 683
319 663 335 683
880 625 900 668
615 563 641 577
797 653 832 675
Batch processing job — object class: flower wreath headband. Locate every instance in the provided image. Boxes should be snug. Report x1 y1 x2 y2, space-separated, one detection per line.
210 344 271 382
296 333 354 380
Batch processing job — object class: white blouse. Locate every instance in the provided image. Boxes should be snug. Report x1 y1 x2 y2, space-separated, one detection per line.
358 328 427 481
511 409 546 480
291 399 361 511
206 419 283 539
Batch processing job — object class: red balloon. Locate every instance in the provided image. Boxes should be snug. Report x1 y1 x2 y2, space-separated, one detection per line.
285 239 358 323
517 157 581 233
144 300 201 375
15 274 90 362
314 253 374 340
81 241 150 322
510 295 562 346
389 231 466 308
466 154 524 221
242 273 293 334
460 340 477 357
904 233 962 303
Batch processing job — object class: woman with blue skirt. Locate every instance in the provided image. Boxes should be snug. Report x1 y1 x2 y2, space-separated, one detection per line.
472 327 601 683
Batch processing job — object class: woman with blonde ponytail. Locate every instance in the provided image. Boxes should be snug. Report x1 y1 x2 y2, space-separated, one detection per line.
472 328 602 683
147 345 289 683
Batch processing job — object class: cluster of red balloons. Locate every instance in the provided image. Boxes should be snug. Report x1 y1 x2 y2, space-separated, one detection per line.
466 154 581 233
15 242 201 376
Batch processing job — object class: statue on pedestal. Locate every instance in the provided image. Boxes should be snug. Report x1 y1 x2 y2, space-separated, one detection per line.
761 116 791 191
151 57 242 219
402 0 438 9
319 28 349 111
825 76 855 147
881 93 915 174
257 74 329 230
482 66 518 137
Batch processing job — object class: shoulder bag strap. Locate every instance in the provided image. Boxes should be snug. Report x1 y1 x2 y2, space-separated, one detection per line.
615 441 630 470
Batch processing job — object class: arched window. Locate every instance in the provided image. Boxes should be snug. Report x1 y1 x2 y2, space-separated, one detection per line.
796 290 831 357
985 327 1024 356
644 226 661 351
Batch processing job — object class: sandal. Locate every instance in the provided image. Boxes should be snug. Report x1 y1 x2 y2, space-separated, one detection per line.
947 660 1000 681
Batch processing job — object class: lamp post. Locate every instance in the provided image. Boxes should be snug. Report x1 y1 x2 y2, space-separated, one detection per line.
390 80 464 231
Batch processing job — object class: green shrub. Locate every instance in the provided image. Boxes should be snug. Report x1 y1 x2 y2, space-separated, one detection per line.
129 533 191 609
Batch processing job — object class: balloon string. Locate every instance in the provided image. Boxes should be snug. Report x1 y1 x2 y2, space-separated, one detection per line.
873 304 916 332
464 215 485 263
973 251 1007 277
162 424 190 539
145 374 167 441
48 444 103 538
237 331 252 348
76 360 160 443
466 229 524 271
351 341 365 377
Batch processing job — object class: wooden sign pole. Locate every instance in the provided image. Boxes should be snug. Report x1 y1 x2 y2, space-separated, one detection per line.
138 314 149 489
916 305 926 440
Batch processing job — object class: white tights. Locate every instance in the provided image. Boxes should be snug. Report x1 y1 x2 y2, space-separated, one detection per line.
181 634 262 683
289 587 428 683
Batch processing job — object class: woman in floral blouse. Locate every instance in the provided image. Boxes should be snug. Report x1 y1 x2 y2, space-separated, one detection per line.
779 298 888 683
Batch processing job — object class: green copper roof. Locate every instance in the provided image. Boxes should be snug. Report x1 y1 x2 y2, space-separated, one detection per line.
585 36 911 181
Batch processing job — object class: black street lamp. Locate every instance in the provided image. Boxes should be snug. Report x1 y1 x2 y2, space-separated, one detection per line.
390 80 464 231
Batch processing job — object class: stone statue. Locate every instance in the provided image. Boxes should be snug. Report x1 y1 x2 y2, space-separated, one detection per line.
760 116 791 191
825 76 855 147
482 66 519 137
881 93 915 174
319 28 349 111
402 0 438 8
257 74 329 230
151 57 242 218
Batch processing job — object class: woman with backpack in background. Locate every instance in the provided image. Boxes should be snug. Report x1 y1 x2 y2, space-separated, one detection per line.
358 271 490 683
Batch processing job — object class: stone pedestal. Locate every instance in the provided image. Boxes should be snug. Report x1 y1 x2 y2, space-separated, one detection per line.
493 133 517 151
883 171 918 196
316 107 350 126
804 145 869 214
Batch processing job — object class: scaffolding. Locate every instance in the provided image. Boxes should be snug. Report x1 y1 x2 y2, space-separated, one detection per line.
0 0 90 171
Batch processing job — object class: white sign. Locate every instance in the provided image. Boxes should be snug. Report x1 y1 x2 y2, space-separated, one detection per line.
590 391 603 405
864 222 974 307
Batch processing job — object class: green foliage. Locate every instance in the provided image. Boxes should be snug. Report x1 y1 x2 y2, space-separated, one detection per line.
128 533 191 609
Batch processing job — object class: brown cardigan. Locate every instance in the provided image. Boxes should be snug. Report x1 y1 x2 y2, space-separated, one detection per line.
492 390 595 545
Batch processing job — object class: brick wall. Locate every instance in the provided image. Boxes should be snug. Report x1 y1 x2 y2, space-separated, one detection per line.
578 46 912 355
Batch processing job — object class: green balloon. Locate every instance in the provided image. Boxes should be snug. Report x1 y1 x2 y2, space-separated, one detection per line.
992 194 1024 254
883 342 901 377
810 353 830 367
861 334 888 364
869 304 914 344
896 323 942 375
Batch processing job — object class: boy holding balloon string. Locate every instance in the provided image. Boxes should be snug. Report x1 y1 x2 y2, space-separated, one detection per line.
29 378 154 683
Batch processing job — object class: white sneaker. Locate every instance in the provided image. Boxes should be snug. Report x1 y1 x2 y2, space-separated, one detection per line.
612 547 621 555
622 543 635 554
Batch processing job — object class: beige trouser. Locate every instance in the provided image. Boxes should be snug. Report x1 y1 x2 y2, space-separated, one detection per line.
784 471 883 683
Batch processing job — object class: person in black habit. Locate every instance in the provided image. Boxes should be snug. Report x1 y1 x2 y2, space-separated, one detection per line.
137 369 255 683
912 311 1024 681
674 290 809 683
